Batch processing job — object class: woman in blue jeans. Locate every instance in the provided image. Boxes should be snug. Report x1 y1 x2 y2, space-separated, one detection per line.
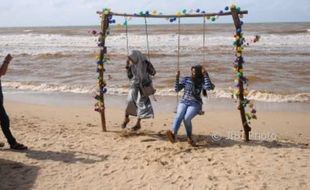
166 65 214 146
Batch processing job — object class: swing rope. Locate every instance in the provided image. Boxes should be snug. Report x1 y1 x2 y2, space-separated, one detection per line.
144 17 151 61
202 16 206 64
125 17 129 56
144 17 157 101
176 17 181 109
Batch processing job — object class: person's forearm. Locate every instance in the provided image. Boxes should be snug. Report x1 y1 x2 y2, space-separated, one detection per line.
0 62 9 76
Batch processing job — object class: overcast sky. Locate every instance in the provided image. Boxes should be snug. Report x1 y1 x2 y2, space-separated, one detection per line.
0 0 309 27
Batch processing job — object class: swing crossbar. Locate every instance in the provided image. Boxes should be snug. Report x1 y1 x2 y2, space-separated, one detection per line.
96 11 248 18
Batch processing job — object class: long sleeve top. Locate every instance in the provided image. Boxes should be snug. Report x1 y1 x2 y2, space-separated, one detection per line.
175 75 214 105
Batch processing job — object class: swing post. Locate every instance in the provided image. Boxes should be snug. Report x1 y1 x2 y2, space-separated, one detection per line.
98 12 109 132
231 8 251 141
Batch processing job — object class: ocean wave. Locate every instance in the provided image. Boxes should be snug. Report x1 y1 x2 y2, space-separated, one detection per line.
3 82 310 103
2 82 94 94
1 32 310 57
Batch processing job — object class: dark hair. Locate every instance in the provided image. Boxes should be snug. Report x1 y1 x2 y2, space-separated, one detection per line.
191 65 207 97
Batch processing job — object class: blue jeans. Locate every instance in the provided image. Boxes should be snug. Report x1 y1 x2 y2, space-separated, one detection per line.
171 102 201 138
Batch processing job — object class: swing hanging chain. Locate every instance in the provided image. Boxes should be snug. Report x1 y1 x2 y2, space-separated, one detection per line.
125 17 129 57
144 17 150 61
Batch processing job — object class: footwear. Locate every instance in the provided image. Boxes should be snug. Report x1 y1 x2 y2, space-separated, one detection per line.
187 137 196 147
166 130 176 143
131 125 141 131
121 118 130 129
0 142 4 147
10 143 28 150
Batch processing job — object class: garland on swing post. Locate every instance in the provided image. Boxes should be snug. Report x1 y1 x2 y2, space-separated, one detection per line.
94 8 113 113
231 4 257 124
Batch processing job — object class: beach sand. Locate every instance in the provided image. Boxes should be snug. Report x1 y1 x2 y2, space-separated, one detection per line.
0 99 309 190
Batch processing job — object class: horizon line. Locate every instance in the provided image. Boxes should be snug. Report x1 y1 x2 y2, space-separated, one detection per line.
0 21 309 28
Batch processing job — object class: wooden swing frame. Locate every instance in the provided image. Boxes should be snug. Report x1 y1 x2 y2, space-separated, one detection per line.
96 8 252 141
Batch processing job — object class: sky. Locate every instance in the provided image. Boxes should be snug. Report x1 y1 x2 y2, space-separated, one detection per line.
0 0 309 27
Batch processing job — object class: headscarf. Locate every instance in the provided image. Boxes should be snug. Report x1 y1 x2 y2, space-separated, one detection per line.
128 50 151 84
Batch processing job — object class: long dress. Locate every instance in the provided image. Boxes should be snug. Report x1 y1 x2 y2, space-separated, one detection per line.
125 50 156 119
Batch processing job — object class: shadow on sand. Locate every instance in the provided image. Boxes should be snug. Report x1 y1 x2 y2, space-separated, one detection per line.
0 159 39 190
2 149 109 164
109 129 309 150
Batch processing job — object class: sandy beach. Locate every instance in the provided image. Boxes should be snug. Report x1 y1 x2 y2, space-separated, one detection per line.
0 97 309 190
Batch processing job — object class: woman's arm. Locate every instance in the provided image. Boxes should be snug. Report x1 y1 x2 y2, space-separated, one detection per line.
146 60 156 76
126 59 133 79
202 73 215 90
202 67 215 90
0 54 12 76
175 71 186 92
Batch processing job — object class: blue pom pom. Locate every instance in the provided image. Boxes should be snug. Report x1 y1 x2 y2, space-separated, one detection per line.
225 6 229 11
219 10 224 14
169 18 174 22
240 21 244 25
102 88 108 94
145 11 149 15
196 9 200 13
201 11 206 14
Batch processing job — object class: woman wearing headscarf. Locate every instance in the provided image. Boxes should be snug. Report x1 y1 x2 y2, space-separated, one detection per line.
166 65 214 146
121 50 156 131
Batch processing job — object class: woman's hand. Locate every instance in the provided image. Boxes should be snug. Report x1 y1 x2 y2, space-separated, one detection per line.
176 70 180 78
125 59 131 69
4 54 13 64
202 67 208 76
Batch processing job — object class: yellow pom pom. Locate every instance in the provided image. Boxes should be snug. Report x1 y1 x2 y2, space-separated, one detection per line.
230 4 236 10
176 12 181 16
152 10 157 15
